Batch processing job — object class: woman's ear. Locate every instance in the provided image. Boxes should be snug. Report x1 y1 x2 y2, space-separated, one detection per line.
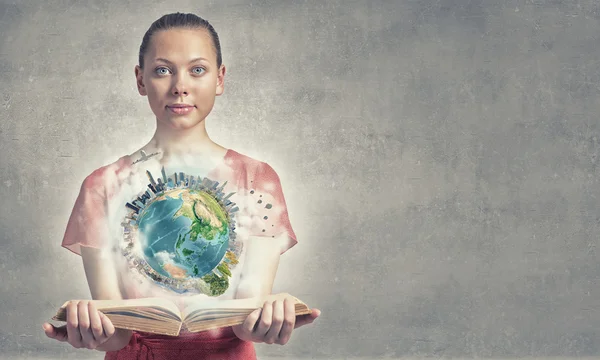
135 65 147 96
216 64 226 96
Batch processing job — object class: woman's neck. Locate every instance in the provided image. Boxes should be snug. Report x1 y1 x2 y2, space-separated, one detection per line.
148 119 220 155
137 119 227 166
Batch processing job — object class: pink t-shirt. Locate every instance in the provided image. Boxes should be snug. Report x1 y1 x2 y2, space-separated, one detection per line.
62 149 297 297
62 149 297 256
60 149 298 358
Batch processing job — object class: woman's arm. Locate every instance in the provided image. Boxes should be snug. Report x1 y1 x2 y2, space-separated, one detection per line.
80 246 133 352
81 246 123 300
43 247 133 352
232 235 320 345
234 236 281 300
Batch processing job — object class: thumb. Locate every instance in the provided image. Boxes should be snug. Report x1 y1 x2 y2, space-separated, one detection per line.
294 309 321 329
42 323 53 336
43 323 67 342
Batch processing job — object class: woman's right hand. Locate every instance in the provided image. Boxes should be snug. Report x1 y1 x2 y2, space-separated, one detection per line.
42 300 116 350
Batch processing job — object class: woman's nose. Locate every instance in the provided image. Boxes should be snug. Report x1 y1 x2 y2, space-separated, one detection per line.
172 76 189 96
172 86 188 96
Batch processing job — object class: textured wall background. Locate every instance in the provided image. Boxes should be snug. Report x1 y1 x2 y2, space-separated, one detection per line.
1 0 600 359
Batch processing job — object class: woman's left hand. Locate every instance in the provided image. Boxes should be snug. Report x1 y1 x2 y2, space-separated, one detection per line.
232 295 320 345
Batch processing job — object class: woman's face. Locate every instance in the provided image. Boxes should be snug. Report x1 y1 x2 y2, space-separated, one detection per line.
135 28 225 130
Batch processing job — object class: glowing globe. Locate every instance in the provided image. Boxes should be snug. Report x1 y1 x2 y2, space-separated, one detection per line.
137 188 230 286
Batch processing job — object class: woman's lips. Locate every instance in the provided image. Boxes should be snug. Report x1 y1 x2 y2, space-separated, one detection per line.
167 105 195 115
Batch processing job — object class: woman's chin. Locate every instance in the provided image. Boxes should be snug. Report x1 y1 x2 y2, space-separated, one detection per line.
158 117 205 130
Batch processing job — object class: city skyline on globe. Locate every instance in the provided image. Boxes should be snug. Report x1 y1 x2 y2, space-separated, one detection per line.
120 169 241 297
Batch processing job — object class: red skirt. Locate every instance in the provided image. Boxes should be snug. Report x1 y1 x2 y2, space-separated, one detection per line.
104 327 256 360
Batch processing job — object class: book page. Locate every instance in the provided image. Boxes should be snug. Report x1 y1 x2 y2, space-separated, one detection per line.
57 297 182 320
183 304 313 332
181 293 302 320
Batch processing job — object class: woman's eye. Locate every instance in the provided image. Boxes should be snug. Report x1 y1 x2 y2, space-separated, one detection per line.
192 67 205 75
155 67 171 75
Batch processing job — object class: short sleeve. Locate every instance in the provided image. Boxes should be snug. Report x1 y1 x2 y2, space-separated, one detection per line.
61 175 110 256
247 162 298 254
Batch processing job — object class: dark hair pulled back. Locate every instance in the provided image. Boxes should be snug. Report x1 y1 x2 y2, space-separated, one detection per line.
138 12 222 69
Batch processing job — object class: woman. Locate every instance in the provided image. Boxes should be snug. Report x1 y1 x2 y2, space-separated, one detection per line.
42 12 320 359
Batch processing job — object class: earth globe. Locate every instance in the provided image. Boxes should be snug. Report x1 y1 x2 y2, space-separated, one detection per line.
131 186 236 296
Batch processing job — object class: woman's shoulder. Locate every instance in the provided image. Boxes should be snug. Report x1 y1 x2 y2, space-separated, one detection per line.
223 150 284 185
225 149 276 174
80 154 132 195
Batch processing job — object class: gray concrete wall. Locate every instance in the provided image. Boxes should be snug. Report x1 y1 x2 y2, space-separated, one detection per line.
1 0 599 358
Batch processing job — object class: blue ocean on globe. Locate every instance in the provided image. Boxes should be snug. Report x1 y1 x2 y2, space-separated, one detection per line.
137 189 230 281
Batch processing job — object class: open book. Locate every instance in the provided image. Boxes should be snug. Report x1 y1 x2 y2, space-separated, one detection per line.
52 293 312 336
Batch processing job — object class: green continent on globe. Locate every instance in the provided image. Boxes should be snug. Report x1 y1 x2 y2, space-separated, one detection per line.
168 189 229 242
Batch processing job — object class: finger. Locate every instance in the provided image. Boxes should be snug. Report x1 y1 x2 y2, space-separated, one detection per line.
294 309 321 329
100 312 116 339
66 301 83 348
255 301 273 337
241 308 261 335
265 300 284 344
43 323 68 342
78 301 96 349
42 323 55 338
88 302 104 342
278 298 297 345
